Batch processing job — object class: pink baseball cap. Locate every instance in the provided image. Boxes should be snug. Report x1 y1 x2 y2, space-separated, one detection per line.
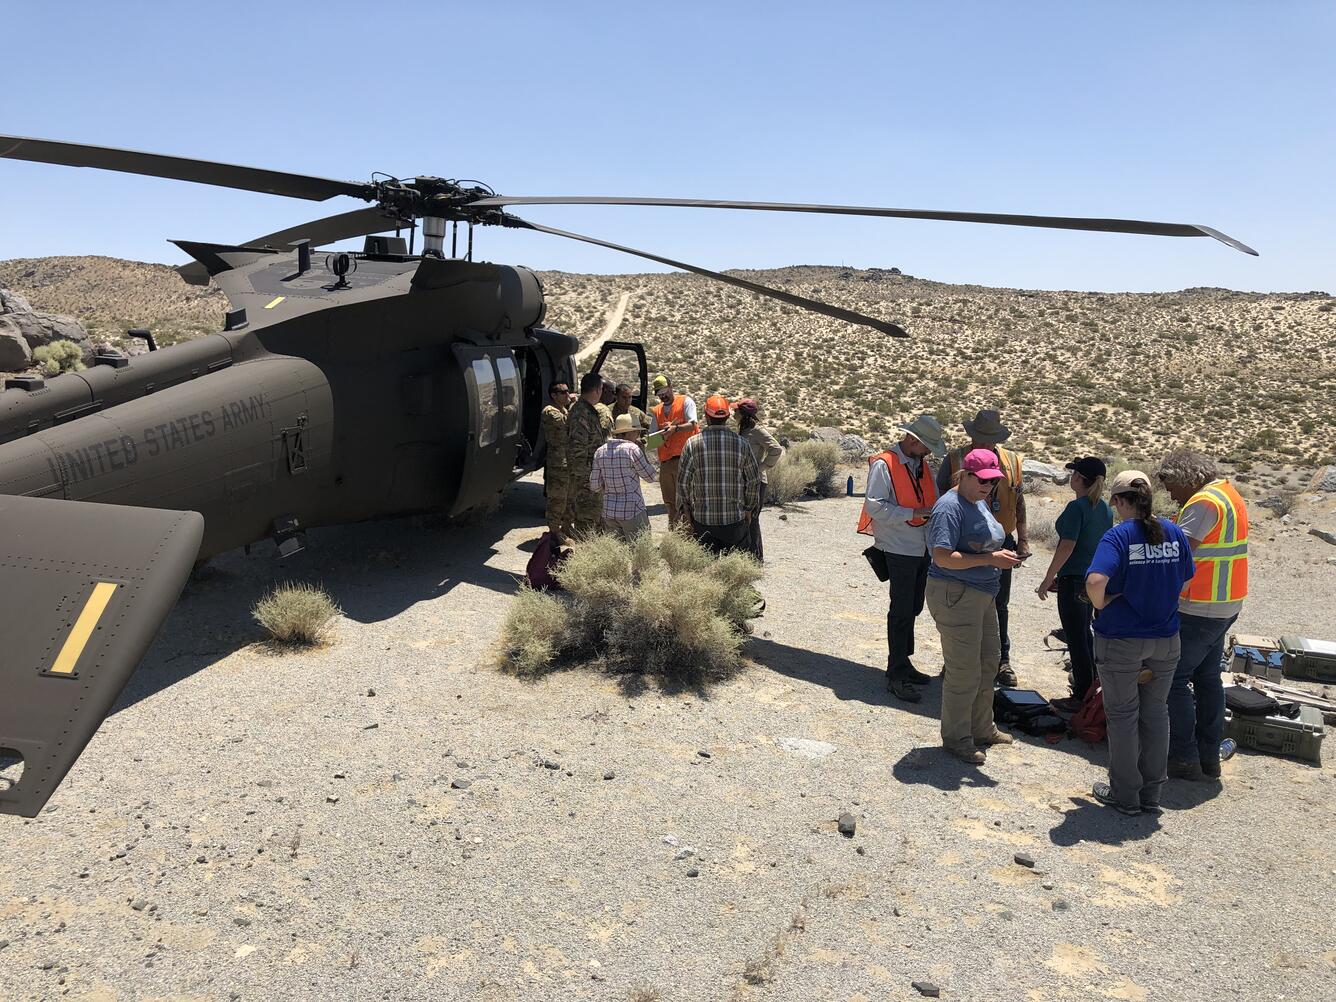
962 448 1005 481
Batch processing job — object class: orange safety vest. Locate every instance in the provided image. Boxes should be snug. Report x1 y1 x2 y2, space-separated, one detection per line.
1180 480 1249 604
651 394 698 462
857 450 938 534
948 446 1022 536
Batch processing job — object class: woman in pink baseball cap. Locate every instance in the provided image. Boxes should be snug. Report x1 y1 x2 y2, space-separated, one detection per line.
924 448 1023 764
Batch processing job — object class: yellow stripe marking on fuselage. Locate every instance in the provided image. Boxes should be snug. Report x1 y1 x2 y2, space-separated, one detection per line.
49 582 118 675
264 296 286 309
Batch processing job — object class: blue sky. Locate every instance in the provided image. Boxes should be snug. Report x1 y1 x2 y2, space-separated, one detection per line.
2 1 1331 292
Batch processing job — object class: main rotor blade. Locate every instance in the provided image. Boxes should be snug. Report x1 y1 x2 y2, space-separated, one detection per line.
0 135 370 201
473 195 1258 256
506 216 907 338
176 207 411 285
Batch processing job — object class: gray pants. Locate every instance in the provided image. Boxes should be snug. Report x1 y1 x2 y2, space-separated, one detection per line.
1094 633 1180 809
926 578 1002 753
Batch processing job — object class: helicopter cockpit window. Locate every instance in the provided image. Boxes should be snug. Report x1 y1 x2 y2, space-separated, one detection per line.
469 358 499 448
495 355 521 439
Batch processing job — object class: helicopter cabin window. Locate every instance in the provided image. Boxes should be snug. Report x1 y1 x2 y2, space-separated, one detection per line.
469 358 499 448
495 355 521 440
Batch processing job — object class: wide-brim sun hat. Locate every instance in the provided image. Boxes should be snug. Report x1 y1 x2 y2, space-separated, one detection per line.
962 408 1011 444
612 414 637 435
898 413 947 458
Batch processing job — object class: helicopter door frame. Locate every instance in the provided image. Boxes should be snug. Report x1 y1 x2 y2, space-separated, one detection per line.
449 344 522 516
590 340 648 411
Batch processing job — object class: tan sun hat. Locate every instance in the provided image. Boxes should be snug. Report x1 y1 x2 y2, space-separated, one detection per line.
612 414 637 436
898 413 946 458
1109 469 1152 496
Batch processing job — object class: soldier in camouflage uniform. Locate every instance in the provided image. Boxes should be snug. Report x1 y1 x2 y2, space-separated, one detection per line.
568 371 612 537
540 382 574 538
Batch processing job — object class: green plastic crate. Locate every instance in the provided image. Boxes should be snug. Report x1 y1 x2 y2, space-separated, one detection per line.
1223 703 1324 765
1278 636 1336 685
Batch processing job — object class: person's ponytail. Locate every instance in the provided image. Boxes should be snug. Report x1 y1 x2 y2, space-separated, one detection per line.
1115 478 1162 544
1085 474 1105 505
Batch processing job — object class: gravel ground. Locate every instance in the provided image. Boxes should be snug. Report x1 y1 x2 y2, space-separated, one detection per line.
2 475 1334 1002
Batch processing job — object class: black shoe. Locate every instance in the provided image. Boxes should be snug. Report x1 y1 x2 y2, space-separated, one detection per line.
1200 758 1222 780
1091 782 1141 816
1139 802 1164 816
903 665 934 684
1167 759 1205 782
887 677 922 703
995 664 1019 688
1049 695 1082 714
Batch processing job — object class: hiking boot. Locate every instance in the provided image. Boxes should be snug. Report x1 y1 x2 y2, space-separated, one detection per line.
995 663 1019 688
1091 782 1141 816
1200 758 1222 780
977 730 1014 746
1167 759 1205 782
1050 695 1082 714
903 665 935 684
1139 802 1164 816
946 745 986 765
887 677 922 703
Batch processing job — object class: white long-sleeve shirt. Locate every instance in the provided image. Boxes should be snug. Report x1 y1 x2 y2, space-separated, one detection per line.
863 443 931 556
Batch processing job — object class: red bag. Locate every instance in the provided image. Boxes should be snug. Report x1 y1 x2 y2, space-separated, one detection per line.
1068 683 1107 744
525 532 568 591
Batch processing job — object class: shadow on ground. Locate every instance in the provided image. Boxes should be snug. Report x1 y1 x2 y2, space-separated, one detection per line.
115 481 545 714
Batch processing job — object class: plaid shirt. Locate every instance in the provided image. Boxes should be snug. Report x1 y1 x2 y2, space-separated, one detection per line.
677 426 761 525
590 438 657 519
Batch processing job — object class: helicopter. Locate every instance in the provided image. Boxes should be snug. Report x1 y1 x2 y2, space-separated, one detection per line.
0 134 1256 817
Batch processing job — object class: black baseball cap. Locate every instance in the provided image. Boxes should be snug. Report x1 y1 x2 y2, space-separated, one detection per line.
1065 456 1107 481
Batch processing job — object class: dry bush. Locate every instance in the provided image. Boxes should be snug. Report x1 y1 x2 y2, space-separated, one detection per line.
786 439 842 496
1027 506 1058 545
498 533 762 687
252 583 340 646
767 456 818 505
33 340 85 377
499 585 570 676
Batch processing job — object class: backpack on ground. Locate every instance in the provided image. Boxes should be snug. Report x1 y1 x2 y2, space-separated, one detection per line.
1069 683 1107 743
993 688 1067 736
525 532 569 591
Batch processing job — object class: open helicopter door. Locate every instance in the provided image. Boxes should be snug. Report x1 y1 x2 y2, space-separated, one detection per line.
449 344 524 516
589 341 648 411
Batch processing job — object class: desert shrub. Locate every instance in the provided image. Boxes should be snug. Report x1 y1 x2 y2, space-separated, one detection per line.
33 340 85 377
498 533 762 687
786 439 842 495
499 585 571 675
1027 507 1058 545
252 582 341 646
767 456 817 504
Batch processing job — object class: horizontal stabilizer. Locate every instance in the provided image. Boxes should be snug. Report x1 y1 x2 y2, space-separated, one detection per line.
0 497 203 818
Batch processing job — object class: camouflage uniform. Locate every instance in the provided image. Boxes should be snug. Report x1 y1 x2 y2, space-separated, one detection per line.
541 404 575 538
568 398 611 536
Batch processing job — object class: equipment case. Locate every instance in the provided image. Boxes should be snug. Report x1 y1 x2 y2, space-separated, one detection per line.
1278 636 1336 685
1223 701 1324 765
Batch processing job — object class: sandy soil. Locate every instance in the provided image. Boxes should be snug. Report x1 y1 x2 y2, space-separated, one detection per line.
1 478 1334 1002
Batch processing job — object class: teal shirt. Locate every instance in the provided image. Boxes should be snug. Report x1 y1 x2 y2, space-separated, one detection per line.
1055 497 1114 578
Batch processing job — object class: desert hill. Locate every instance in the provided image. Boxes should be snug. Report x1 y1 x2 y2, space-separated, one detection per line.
3 255 1333 475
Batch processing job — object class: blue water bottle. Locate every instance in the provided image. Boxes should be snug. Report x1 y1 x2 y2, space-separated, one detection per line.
846 475 854 496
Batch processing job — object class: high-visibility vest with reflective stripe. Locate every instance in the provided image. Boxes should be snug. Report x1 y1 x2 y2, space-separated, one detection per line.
1180 479 1249 604
651 394 698 462
858 450 937 534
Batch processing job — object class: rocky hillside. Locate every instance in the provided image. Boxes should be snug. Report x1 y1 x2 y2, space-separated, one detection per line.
4 256 1334 474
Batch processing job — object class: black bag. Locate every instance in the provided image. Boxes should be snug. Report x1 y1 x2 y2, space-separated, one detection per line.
863 545 890 582
1224 686 1282 717
993 688 1067 736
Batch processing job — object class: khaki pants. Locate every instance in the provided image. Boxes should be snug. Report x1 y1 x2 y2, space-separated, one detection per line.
927 577 1002 753
605 509 650 542
659 456 682 527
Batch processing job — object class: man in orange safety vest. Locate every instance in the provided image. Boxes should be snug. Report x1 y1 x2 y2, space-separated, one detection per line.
859 414 947 703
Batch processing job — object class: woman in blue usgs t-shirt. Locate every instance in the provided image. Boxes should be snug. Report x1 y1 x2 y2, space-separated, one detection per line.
1084 471 1196 817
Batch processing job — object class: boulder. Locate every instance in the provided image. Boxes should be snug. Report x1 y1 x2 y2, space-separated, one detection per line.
1310 466 1336 493
1022 459 1070 485
838 434 871 460
0 316 32 372
0 288 92 361
810 426 843 445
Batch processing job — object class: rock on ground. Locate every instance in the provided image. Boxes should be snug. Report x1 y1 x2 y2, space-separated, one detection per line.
0 286 92 361
0 315 31 371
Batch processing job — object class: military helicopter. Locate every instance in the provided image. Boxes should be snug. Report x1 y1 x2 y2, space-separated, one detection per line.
0 135 1256 817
